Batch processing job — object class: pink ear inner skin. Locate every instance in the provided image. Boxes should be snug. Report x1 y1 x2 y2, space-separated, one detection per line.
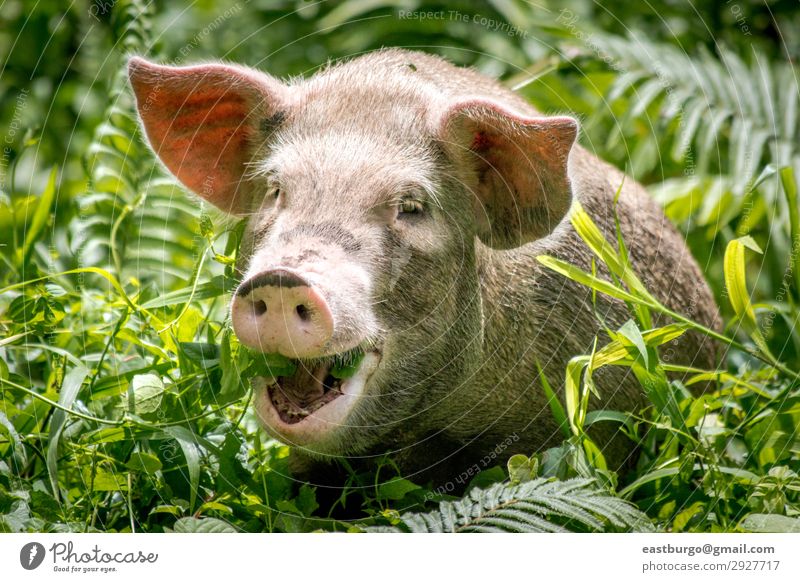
441 99 578 244
470 131 493 151
128 58 279 214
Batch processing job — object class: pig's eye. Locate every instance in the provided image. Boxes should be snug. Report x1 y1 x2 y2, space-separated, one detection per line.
271 187 281 200
397 198 424 217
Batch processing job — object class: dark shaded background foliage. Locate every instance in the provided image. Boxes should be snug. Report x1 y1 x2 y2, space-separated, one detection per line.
1 0 799 533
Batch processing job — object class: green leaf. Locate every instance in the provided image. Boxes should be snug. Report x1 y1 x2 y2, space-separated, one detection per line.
46 363 90 501
584 410 635 433
536 361 570 439
126 452 163 474
140 275 235 309
570 201 658 308
19 167 58 266
172 517 237 533
468 466 508 491
29 490 62 522
179 342 220 367
0 499 31 532
780 166 800 298
0 267 138 311
740 513 800 533
376 478 421 501
0 411 26 467
618 319 649 369
507 455 539 484
536 255 644 306
85 467 127 491
245 350 297 379
331 351 365 379
620 464 759 498
118 374 164 415
295 484 319 515
723 236 773 357
217 331 248 405
162 426 204 513
672 501 705 532
593 324 689 368
724 236 761 323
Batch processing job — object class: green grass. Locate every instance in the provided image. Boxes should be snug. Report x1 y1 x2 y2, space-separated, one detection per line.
1 0 799 533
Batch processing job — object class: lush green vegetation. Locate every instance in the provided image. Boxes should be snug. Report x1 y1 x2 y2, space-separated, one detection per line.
1 0 799 533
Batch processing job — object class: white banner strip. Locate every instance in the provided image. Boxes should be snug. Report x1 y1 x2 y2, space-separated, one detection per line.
1 533 798 580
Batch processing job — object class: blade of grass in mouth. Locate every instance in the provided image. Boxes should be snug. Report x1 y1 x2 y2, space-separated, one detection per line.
247 352 297 378
246 348 366 379
330 349 366 379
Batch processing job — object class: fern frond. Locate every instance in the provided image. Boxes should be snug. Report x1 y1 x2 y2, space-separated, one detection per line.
580 33 799 183
77 0 203 287
552 31 800 244
370 478 654 533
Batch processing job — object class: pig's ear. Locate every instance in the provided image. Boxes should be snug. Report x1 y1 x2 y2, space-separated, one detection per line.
438 99 578 249
127 57 288 215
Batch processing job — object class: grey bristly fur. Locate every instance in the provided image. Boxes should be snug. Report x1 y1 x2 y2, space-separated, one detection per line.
130 49 720 487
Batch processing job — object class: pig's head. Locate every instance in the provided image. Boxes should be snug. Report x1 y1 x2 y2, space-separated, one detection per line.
128 51 577 460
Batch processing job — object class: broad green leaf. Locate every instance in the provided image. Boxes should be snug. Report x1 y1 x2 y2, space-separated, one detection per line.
618 319 649 369
723 236 773 358
172 517 237 533
245 349 297 379
218 331 249 405
126 451 163 474
672 501 705 532
91 362 173 401
0 411 26 466
724 236 762 324
117 373 164 415
179 342 220 367
84 467 127 492
507 454 539 484
29 490 62 522
376 478 421 501
564 356 590 435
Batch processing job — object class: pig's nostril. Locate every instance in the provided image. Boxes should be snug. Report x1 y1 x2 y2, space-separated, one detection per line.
295 304 311 321
252 300 267 316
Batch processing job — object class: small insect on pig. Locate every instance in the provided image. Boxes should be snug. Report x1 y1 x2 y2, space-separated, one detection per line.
128 49 719 485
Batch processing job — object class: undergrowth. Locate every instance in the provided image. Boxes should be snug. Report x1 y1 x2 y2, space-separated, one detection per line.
1 0 799 533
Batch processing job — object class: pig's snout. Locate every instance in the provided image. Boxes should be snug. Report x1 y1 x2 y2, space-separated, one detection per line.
231 269 334 358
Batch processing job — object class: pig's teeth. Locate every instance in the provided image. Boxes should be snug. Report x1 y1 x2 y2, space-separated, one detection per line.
261 350 380 426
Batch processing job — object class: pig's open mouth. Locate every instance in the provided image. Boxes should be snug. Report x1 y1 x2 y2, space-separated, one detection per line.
266 361 344 424
258 347 380 425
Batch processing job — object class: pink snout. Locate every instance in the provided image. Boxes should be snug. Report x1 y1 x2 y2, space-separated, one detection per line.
231 269 334 358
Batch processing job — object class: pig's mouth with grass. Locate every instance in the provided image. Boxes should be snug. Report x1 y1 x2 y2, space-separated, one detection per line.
250 347 380 426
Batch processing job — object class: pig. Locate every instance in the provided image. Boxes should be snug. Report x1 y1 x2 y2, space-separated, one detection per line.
127 49 719 486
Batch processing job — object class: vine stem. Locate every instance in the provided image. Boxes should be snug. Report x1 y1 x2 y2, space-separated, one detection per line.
1 375 246 429
1 378 123 426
